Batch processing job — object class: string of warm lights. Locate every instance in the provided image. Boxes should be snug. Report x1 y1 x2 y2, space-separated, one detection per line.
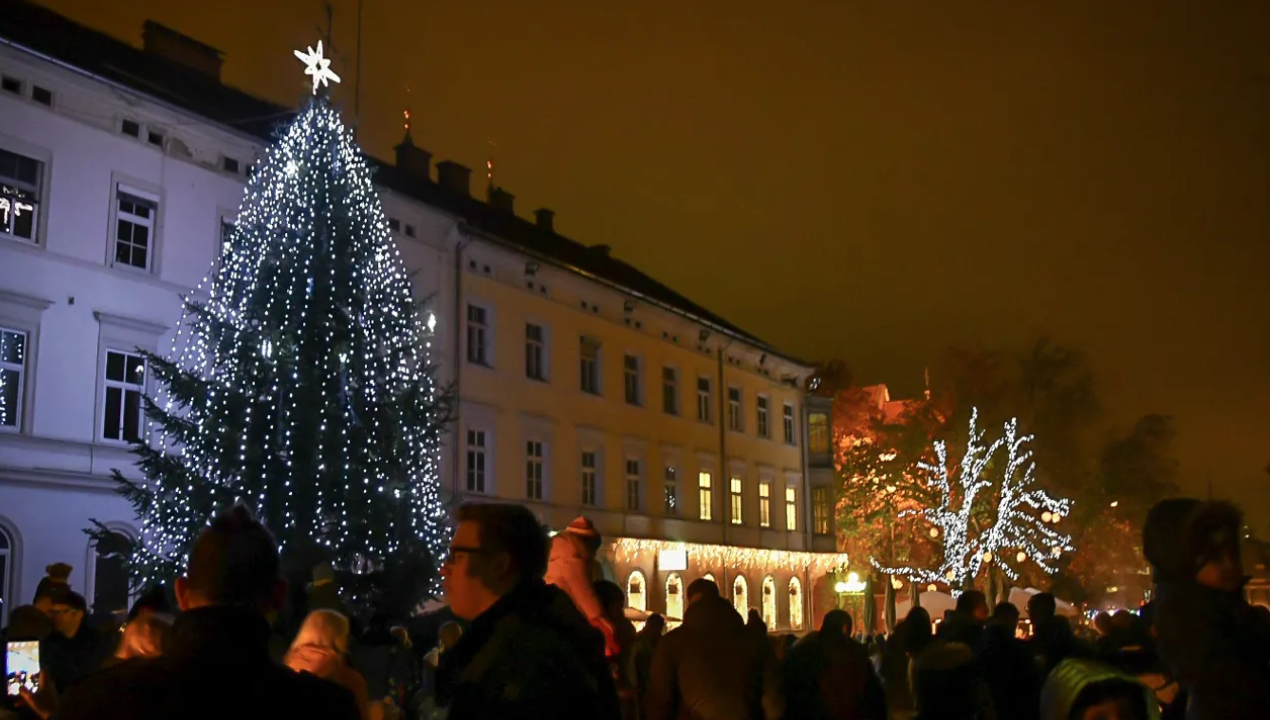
114 42 448 595
873 408 1074 592
611 537 850 577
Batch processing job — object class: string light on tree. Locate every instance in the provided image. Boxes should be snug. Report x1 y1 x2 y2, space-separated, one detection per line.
872 408 1075 592
89 40 451 610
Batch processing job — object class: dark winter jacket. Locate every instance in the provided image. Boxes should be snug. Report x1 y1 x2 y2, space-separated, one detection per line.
1144 498 1270 720
55 606 361 720
41 622 104 693
644 595 784 720
784 630 885 720
441 579 620 720
976 622 1040 720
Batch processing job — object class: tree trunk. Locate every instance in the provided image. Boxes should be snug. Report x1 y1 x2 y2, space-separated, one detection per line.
884 576 897 633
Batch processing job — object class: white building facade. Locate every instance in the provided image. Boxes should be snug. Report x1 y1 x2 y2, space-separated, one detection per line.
0 5 844 631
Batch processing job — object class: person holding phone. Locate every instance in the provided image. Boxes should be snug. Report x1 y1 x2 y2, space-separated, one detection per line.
53 505 362 720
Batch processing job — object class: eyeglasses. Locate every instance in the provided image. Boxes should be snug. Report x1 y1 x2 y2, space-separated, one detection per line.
443 545 493 564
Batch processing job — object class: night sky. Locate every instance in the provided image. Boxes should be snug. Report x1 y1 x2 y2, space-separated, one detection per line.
42 0 1270 531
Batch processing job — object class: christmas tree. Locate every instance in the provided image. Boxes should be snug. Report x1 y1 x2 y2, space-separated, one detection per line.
92 42 451 614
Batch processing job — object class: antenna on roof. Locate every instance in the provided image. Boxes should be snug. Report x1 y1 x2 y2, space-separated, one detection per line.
486 139 497 200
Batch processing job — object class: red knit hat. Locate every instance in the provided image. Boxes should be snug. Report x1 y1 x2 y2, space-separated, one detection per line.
564 516 599 539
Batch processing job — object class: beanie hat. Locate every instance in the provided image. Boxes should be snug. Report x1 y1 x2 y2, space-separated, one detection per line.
564 517 600 539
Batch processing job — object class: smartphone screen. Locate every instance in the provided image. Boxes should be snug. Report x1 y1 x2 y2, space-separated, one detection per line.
5 640 40 696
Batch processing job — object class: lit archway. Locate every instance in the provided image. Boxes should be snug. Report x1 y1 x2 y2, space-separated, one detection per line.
627 570 647 613
733 575 749 616
702 572 716 586
665 572 684 628
761 575 777 630
788 577 804 630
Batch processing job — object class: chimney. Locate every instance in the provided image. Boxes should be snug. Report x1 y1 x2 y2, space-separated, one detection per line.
534 208 555 233
489 187 515 214
394 132 432 181
142 21 224 80
436 161 471 197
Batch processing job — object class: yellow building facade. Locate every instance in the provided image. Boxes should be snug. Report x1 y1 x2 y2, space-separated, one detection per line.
445 230 847 632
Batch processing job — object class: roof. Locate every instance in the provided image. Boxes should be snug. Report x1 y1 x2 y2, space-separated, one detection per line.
0 0 799 364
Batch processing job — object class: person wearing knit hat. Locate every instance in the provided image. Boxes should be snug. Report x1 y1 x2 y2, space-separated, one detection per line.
1144 498 1270 719
544 516 619 657
32 563 73 614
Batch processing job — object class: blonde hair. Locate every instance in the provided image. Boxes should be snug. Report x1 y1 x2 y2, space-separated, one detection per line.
290 609 351 655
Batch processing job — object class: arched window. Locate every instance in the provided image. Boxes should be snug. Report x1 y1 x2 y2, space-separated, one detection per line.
733 575 748 616
0 525 11 628
702 572 715 586
92 530 133 617
788 577 804 630
665 572 683 627
761 575 777 630
627 570 647 613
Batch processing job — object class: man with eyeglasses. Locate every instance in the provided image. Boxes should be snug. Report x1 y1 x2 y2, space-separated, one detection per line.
439 502 620 720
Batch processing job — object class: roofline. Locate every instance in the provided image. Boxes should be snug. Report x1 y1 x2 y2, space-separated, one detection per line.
1 28 811 376
0 35 280 147
456 222 811 373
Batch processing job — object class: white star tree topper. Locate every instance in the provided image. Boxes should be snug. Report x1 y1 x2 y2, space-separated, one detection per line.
294 40 341 94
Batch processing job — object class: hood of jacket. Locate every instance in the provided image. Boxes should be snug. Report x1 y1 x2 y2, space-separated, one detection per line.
1143 497 1203 583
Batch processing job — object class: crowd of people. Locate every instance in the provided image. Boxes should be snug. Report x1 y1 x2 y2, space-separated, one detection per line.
1 496 1267 720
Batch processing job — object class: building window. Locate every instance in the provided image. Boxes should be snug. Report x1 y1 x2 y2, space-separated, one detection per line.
526 441 544 500
624 355 641 405
759 481 772 528
0 76 19 94
113 187 158 270
92 530 132 616
120 119 141 138
581 451 598 506
757 396 769 438
662 367 678 415
783 402 795 444
696 377 712 423
664 466 678 516
580 337 600 395
727 386 743 431
761 575 777 629
729 476 743 525
627 570 647 612
525 323 546 380
31 86 53 107
813 486 832 535
733 575 748 615
0 148 43 243
665 574 683 629
0 328 27 429
785 486 798 531
466 305 489 366
102 350 145 442
789 578 804 630
809 412 829 453
698 471 713 521
625 459 641 512
0 525 11 628
465 429 487 493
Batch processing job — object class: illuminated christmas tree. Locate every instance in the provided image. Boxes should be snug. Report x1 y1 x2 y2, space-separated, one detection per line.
874 408 1073 592
92 42 451 611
